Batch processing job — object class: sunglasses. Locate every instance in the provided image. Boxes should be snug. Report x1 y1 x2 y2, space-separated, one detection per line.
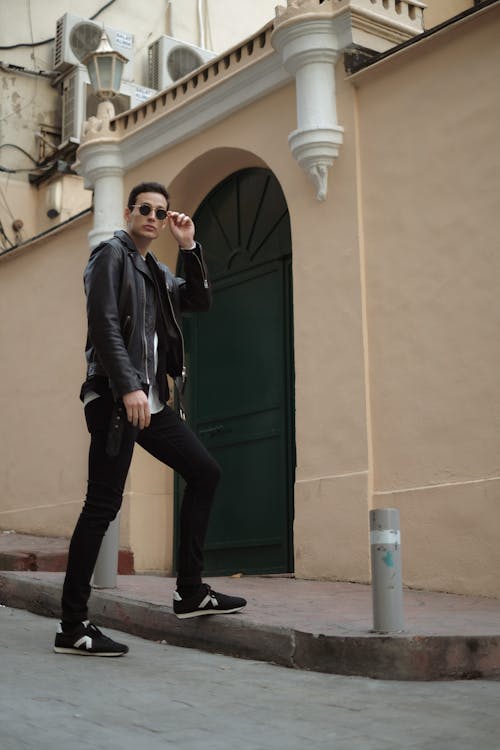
133 203 168 221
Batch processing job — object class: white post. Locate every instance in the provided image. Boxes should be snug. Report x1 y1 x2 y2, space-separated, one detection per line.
78 104 125 587
369 508 405 633
92 516 120 589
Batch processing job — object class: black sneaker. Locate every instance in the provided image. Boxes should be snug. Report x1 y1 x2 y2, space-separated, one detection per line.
53 621 129 656
173 584 247 619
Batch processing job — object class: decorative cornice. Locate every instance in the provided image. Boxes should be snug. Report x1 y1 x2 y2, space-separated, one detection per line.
113 21 278 142
275 0 334 26
275 0 425 50
275 0 425 31
115 51 289 171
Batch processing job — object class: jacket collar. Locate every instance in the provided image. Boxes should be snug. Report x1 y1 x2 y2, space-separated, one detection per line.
115 230 155 280
114 229 137 253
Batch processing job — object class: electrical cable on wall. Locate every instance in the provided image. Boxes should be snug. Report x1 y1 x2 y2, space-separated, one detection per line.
0 143 40 164
0 206 93 257
0 183 15 222
0 61 55 78
0 220 15 249
0 0 117 49
0 143 54 174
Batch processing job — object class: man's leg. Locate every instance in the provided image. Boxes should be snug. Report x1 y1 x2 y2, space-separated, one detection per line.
60 391 136 626
137 405 246 618
137 405 221 588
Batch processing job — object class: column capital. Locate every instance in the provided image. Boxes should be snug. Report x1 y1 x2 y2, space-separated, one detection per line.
75 102 125 249
272 16 340 75
77 139 124 190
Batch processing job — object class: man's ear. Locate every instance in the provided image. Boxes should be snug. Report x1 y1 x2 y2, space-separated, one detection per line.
124 206 131 224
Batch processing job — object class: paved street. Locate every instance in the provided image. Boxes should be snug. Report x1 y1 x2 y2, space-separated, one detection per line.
1 606 499 750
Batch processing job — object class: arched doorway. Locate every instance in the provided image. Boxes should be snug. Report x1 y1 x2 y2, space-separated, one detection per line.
176 167 295 575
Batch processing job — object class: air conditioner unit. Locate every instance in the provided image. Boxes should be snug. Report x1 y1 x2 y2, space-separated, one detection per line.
60 67 156 146
147 35 216 91
54 12 135 81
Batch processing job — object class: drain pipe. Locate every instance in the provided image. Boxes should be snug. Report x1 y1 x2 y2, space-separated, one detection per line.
197 0 206 49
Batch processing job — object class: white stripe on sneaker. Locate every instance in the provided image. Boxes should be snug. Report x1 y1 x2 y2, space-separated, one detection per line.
199 593 218 610
74 636 93 650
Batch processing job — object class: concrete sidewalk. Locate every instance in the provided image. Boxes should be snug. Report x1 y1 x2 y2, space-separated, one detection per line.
1 533 499 681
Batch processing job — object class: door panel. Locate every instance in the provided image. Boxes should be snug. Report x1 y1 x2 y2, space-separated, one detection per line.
176 168 294 575
194 263 288 573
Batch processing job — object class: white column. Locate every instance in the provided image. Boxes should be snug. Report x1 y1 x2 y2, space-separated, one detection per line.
77 101 125 247
272 17 344 201
78 140 125 249
77 111 125 587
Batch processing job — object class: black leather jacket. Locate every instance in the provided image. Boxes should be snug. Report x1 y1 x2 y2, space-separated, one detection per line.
81 229 210 401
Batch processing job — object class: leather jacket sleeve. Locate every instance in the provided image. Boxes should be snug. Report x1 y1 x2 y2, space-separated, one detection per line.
176 244 211 313
84 242 143 398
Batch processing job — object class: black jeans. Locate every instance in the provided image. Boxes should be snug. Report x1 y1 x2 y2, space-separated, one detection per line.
61 390 221 623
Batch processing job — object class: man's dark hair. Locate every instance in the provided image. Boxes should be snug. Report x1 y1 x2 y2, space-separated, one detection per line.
127 182 170 210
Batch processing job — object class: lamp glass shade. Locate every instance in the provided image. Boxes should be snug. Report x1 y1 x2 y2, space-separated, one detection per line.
83 32 127 99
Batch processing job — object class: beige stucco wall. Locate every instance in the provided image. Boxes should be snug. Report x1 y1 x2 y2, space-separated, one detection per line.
423 0 474 30
0 216 91 536
354 6 500 596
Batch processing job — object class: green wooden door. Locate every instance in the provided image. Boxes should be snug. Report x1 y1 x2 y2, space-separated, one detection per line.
177 168 295 575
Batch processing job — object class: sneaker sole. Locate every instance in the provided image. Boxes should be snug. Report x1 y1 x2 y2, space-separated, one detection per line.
174 605 246 619
53 646 127 656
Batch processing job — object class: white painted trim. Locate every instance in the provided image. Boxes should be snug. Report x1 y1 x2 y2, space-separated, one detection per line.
374 474 500 496
295 470 369 484
120 55 291 170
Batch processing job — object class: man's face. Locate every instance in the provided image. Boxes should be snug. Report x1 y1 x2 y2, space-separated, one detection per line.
125 191 169 244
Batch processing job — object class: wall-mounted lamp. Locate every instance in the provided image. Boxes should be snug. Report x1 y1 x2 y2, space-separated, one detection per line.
82 30 128 119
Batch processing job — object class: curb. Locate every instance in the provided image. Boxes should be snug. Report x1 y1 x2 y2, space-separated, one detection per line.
1 571 499 681
0 547 134 575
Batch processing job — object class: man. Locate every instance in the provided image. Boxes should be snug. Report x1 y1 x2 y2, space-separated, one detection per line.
54 181 246 656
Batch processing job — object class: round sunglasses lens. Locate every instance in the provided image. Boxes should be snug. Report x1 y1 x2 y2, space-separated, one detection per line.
137 204 167 220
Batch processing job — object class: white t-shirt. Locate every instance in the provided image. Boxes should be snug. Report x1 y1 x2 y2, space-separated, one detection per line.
83 330 164 415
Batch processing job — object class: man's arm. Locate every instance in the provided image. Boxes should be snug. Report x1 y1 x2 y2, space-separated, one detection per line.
85 243 143 398
177 246 211 313
166 210 211 313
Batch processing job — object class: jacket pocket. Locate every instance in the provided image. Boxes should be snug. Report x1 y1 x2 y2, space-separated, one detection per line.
122 314 133 344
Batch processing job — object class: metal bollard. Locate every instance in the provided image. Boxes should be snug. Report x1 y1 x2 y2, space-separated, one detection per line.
92 516 119 589
369 508 404 633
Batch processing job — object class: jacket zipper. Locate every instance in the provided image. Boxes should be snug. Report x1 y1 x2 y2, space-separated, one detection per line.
167 248 209 385
141 276 150 385
190 248 209 289
165 284 187 388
